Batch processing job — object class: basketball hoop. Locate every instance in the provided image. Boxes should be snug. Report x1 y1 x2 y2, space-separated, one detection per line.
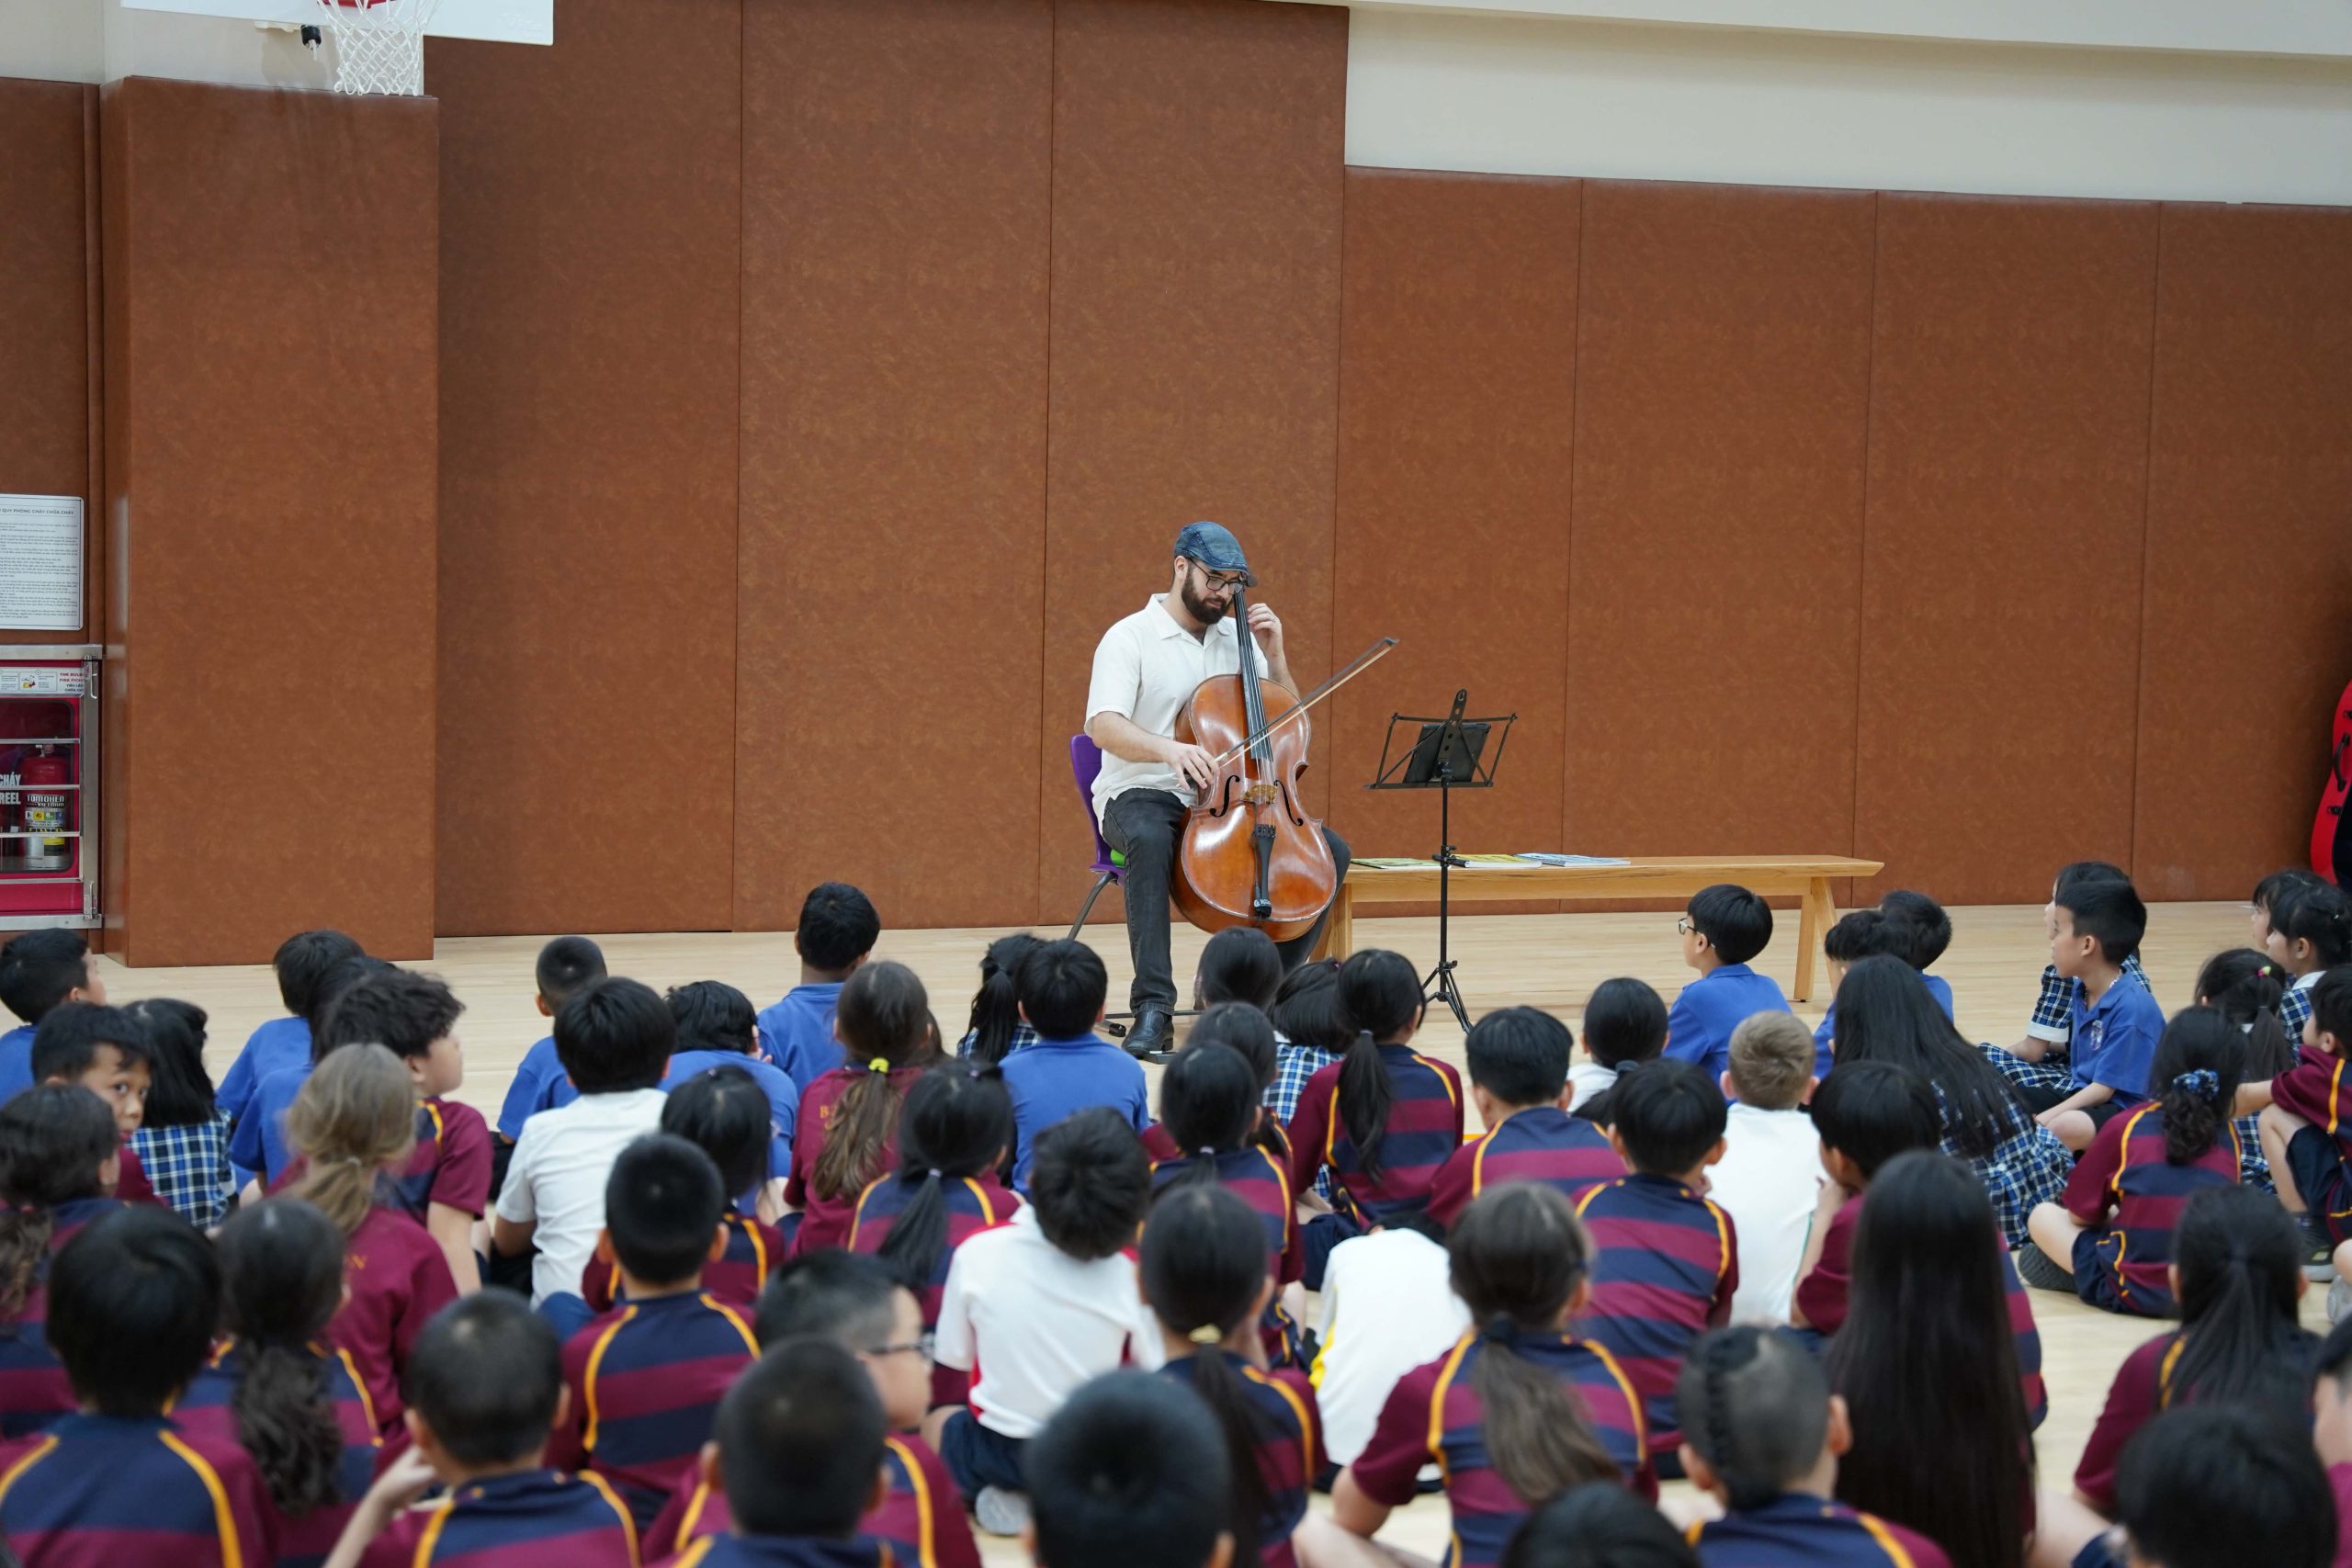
313 0 442 96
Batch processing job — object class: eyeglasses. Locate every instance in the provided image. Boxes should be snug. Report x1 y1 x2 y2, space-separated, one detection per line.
1675 917 1694 936
1190 561 1251 592
867 1332 936 1363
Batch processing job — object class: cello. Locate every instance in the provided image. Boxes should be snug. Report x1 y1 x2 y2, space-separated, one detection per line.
1170 582 1396 942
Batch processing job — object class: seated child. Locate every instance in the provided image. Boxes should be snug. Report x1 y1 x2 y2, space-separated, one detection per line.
175 1198 379 1566
1877 889 1957 1016
1026 1371 1236 1568
2241 969 2352 1266
232 954 394 1187
1664 885 1792 1089
758 880 880 1093
0 1085 124 1437
668 1339 895 1568
922 1107 1159 1536
32 1002 158 1204
1148 1043 1302 1322
1198 926 1283 1014
121 998 233 1228
2026 1006 2243 1316
1339 1184 1653 1568
999 941 1150 1191
584 1065 792 1313
1142 1184 1324 1568
958 932 1046 1066
788 962 944 1249
643 1249 979 1568
0 927 104 1101
1499 1483 1701 1568
1573 1058 1736 1466
1147 1003 1292 1170
326 1292 639 1568
0 1207 274 1561
1678 1325 1951 1568
2070 1185 2315 1517
2269 880 2352 1036
2040 876 2166 1149
660 980 800 1209
1429 1007 1623 1228
1709 1013 1822 1325
548 1135 756 1526
2076 1406 2337 1568
1987 861 2141 1101
1810 910 1913 1074
1267 959 1350 1132
493 977 673 1303
850 1061 1023 1406
287 1046 458 1433
1791 1062 1947 1334
1567 977 1668 1123
2194 949 2294 1192
1308 1207 1470 1475
217 929 362 1141
494 935 608 1141
1285 950 1464 1280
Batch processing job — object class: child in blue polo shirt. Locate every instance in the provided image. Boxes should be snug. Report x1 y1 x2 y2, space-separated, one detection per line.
230 953 392 1190
758 881 880 1095
216 930 363 1144
0 927 104 1103
494 935 609 1145
661 980 799 1207
1678 1325 1951 1568
327 1291 639 1568
2041 876 2165 1151
1001 940 1149 1190
1664 885 1792 1092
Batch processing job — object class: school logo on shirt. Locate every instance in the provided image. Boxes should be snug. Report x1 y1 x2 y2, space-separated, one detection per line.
2087 1020 2107 1051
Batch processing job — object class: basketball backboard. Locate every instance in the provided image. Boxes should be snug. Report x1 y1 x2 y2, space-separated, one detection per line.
121 0 550 45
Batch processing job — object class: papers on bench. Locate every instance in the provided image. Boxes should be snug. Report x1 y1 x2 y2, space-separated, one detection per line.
1351 852 1632 871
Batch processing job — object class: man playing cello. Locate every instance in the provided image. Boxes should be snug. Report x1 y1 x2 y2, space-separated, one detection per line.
1084 522 1352 1061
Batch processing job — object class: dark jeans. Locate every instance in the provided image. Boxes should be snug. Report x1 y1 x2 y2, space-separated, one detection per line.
1100 788 1351 1016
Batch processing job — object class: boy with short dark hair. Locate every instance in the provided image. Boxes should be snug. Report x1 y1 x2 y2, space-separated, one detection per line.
1789 1062 1942 1334
325 1292 639 1568
644 1251 980 1568
2041 877 2165 1149
1990 860 2147 1098
1713 1012 1823 1325
33 1002 158 1204
216 929 364 1136
496 935 610 1143
758 882 880 1095
0 1207 275 1564
1026 1371 1236 1568
230 953 395 1186
1427 1007 1622 1228
923 1107 1159 1536
1664 884 1792 1089
0 928 104 1101
1808 909 1920 1075
1572 1058 1737 1467
1000 940 1149 1190
548 1134 755 1526
494 977 675 1303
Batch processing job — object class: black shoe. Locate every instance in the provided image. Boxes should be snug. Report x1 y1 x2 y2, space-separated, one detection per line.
1123 1006 1176 1064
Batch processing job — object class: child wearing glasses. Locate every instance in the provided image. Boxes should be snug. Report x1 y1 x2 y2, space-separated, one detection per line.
1664 884 1796 1093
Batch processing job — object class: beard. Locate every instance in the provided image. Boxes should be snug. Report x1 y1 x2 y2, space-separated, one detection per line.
1178 578 1229 625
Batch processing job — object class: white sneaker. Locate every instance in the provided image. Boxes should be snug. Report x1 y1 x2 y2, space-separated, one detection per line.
2330 1276 2352 1325
975 1486 1031 1538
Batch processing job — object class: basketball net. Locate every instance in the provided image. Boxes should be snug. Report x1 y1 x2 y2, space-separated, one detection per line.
314 0 442 96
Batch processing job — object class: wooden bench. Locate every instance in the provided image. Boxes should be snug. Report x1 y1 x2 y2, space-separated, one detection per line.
1317 855 1884 1003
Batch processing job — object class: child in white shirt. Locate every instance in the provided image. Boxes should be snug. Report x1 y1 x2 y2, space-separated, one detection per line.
1711 1011 1823 1324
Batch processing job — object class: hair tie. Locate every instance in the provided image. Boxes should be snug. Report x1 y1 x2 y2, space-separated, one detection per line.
1187 1325 1222 1346
2255 963 2274 979
867 1056 890 1073
1479 1314 1521 1349
1197 1146 1217 1160
922 1168 942 1183
2171 1068 2221 1100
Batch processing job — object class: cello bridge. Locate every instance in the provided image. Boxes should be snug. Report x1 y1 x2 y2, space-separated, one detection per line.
1241 781 1280 809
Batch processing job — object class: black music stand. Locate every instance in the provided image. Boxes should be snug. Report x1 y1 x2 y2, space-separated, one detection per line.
1369 690 1515 1031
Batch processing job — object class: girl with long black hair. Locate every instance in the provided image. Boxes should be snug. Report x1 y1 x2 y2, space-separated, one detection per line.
958 932 1046 1066
122 997 232 1228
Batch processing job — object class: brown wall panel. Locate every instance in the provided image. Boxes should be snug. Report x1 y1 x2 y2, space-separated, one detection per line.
1854 194 2159 905
733 0 1053 933
1040 0 1349 930
2134 205 2352 898
1568 183 1874 907
0 79 98 643
1333 169 1577 910
100 78 437 964
430 0 741 936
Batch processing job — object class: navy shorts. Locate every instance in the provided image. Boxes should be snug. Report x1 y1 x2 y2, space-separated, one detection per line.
1300 1211 1365 1292
2287 1125 2352 1243
937 1407 1028 1501
2070 1226 2128 1314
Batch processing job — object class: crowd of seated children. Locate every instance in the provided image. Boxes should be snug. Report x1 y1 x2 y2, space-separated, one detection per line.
758 881 880 1093
1663 886 1792 1090
0 928 106 1100
1428 1009 1622 1229
999 941 1149 1190
660 980 799 1215
788 961 944 1251
121 998 232 1228
1707 1012 1821 1325
1566 978 1668 1126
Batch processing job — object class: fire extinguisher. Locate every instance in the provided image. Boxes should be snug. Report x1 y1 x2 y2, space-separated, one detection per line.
20 748 70 873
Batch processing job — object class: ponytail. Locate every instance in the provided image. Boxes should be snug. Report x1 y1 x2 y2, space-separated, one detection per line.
818 964 939 1202
1334 951 1419 1180
1448 1185 1618 1505
964 935 1044 1066
1160 1043 1259 1170
2169 1187 2312 1421
1140 1185 1279 1564
218 1199 350 1518
876 1065 1012 1292
2196 949 2297 1078
285 1046 416 1238
0 1086 119 1322
2280 883 2352 968
2150 1008 2242 1166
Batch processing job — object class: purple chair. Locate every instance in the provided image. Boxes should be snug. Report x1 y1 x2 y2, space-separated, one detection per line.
1067 735 1127 941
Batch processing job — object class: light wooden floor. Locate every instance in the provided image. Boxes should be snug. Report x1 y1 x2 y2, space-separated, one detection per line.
96 898 2324 1555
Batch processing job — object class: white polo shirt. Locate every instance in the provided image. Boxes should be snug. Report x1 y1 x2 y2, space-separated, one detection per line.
1085 594 1268 825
